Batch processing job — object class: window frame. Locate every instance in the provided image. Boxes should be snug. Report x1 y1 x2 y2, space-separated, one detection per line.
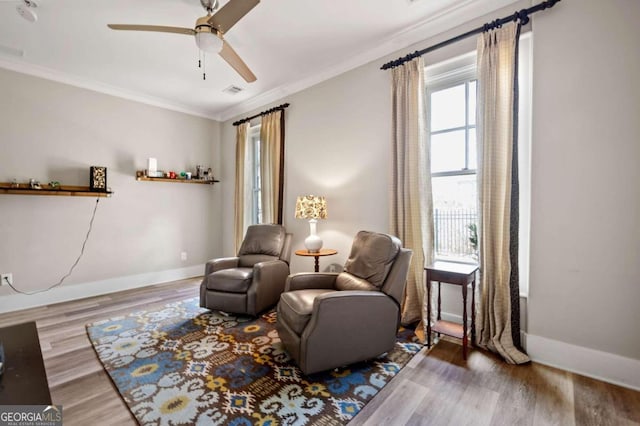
426 60 477 178
426 55 479 263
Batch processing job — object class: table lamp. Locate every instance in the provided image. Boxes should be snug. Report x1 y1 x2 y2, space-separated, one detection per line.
295 195 327 253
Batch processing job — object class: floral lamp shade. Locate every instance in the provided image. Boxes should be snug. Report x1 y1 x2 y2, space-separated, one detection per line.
295 195 327 220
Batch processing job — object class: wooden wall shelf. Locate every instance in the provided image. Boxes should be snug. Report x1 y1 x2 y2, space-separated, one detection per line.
136 176 219 185
0 182 113 198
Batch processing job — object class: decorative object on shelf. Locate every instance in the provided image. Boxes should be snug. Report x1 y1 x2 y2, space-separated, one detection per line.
48 181 61 189
147 157 158 176
10 179 19 188
295 195 328 253
29 179 41 189
89 166 108 192
134 171 218 185
195 165 203 179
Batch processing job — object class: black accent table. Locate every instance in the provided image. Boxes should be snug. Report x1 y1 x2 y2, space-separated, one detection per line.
0 321 52 405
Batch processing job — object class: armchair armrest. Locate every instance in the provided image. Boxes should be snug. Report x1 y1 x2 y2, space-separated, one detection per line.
299 291 400 374
285 273 339 292
249 259 291 314
204 257 239 276
313 291 394 315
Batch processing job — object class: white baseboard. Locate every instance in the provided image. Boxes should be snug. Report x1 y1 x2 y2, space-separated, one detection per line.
0 265 204 314
439 312 462 323
525 333 640 391
435 314 639 391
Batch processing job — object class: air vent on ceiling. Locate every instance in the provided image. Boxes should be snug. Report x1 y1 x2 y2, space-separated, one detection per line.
223 85 243 95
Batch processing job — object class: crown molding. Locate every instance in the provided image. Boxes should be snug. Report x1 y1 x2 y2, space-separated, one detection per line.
218 0 520 122
0 56 220 121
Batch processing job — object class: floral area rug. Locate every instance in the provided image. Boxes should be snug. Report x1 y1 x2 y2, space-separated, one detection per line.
86 297 420 426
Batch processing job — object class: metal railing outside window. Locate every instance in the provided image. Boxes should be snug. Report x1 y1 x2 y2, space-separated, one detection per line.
434 208 477 259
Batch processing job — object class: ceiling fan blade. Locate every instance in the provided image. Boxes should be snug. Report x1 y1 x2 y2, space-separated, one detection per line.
219 40 256 83
207 0 259 34
107 24 195 36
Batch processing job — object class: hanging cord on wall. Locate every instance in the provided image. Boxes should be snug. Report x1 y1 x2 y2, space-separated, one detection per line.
3 198 100 295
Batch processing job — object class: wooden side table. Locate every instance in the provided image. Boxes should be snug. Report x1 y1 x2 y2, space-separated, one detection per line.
425 261 479 359
295 249 337 272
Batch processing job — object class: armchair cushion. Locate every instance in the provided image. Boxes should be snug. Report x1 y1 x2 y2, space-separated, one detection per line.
238 224 285 257
279 289 335 334
238 254 279 268
205 268 253 293
343 231 401 288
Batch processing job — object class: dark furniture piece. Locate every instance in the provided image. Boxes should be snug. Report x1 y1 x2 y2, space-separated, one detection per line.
426 261 479 359
294 248 337 272
0 321 51 405
277 231 412 375
200 224 292 316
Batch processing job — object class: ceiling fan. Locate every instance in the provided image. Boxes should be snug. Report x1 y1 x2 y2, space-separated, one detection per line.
108 0 259 83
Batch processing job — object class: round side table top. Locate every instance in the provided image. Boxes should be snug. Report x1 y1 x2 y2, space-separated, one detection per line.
294 249 338 257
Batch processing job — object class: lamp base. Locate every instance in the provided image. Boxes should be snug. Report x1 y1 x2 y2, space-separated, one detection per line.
304 234 323 253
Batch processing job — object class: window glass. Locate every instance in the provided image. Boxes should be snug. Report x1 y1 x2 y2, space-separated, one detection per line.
468 129 477 170
250 127 262 225
468 80 477 126
428 79 477 261
431 130 466 173
432 174 478 259
430 84 466 132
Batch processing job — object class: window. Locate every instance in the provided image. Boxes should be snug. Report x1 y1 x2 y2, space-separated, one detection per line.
427 54 478 262
425 34 532 296
249 125 262 224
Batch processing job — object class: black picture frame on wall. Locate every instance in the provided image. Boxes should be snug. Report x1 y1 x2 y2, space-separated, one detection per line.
89 166 107 192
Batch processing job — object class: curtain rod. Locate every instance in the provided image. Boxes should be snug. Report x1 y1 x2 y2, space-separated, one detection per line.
380 0 561 71
232 103 290 126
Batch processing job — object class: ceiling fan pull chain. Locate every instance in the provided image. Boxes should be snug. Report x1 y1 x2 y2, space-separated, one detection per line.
203 53 206 80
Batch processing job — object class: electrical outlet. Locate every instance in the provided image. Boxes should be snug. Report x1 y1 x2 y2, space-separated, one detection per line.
1 273 12 286
180 252 188 261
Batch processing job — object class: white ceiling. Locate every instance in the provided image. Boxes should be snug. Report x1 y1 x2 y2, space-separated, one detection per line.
0 0 521 121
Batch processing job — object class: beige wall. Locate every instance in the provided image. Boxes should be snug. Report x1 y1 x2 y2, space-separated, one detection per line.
0 68 222 308
220 0 640 368
220 63 392 274
529 0 640 359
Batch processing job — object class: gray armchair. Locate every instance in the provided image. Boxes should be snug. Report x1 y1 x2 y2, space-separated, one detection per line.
200 224 292 316
276 230 412 375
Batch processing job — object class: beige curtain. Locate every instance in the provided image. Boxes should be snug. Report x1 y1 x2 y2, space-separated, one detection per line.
260 110 284 224
234 122 250 252
390 57 434 337
476 22 529 364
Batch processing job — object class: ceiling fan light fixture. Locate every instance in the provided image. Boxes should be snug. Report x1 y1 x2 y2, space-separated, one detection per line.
16 0 38 23
195 30 222 53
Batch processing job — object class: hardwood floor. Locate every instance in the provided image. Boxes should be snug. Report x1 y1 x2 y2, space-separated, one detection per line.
0 278 638 425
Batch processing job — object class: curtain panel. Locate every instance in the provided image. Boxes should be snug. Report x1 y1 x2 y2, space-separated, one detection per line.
476 22 529 364
390 57 434 336
260 110 285 225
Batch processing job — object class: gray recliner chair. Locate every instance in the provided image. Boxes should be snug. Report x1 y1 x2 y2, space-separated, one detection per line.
200 224 292 316
276 230 412 375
